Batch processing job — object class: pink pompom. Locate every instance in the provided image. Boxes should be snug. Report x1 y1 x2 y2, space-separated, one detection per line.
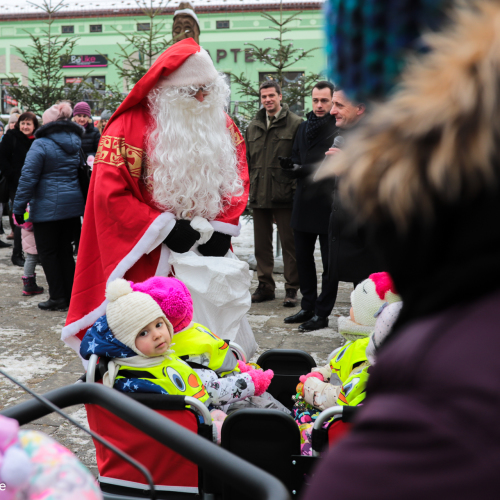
370 272 397 300
248 369 274 396
131 277 193 332
237 360 252 373
299 372 324 384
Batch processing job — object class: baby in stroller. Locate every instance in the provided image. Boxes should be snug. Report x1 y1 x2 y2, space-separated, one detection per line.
81 278 275 439
294 272 402 455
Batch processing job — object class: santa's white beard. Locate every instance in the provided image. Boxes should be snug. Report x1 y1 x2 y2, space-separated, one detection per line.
146 75 243 220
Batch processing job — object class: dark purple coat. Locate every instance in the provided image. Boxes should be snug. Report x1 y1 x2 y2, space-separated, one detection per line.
303 287 500 500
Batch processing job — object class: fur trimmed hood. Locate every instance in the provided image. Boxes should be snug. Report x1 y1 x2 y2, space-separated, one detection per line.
325 0 500 230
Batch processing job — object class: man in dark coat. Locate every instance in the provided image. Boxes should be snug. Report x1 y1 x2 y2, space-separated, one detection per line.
281 81 339 331
325 89 380 291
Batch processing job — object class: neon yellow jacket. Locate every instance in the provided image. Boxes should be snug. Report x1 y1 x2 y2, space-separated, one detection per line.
172 322 238 376
329 338 370 383
115 356 210 405
337 365 369 407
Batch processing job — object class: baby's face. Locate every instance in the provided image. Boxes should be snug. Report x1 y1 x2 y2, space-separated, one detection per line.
135 317 172 357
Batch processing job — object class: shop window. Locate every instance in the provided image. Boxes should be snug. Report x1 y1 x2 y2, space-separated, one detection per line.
65 76 105 90
137 23 151 31
90 25 103 33
1 79 18 115
216 20 230 29
61 25 74 34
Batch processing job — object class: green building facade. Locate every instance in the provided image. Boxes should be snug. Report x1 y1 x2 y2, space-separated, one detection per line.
0 1 326 114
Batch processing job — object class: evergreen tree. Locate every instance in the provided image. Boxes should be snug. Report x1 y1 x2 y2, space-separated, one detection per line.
6 0 91 115
230 1 322 130
102 0 176 89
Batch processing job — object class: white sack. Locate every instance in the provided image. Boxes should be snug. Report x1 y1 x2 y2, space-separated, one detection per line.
169 250 257 359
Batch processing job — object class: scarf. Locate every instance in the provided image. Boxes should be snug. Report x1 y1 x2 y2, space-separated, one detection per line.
306 112 331 142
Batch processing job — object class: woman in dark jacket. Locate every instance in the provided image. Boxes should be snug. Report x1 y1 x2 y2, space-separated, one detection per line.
73 101 100 158
304 3 500 499
0 111 39 266
13 102 85 311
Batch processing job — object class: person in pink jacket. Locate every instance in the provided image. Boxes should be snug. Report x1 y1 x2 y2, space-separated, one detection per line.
16 207 43 295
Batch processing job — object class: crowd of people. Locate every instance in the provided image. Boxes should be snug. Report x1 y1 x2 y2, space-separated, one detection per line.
0 104 113 308
246 79 380 331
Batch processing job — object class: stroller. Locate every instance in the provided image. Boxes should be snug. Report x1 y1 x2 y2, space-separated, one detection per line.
1 348 357 500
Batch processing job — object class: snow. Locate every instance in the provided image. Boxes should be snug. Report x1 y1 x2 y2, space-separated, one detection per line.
0 0 324 16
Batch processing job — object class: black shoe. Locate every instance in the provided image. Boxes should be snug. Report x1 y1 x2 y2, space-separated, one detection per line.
298 315 329 332
284 309 314 324
38 298 69 311
283 288 299 307
11 253 25 267
0 239 12 248
251 283 275 303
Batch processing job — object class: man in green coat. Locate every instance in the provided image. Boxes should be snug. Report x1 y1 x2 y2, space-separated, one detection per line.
245 81 302 306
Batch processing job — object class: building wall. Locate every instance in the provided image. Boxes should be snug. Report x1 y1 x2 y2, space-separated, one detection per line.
0 9 326 107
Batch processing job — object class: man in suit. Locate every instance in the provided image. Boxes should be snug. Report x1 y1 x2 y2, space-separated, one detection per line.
281 81 339 331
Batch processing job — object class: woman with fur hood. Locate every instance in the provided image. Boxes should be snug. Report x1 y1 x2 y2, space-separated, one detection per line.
304 1 500 499
13 102 85 311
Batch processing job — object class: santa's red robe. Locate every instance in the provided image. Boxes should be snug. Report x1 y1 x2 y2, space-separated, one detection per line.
62 39 249 354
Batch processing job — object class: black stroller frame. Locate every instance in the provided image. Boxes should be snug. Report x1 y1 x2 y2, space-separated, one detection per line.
1 382 290 500
1 348 356 500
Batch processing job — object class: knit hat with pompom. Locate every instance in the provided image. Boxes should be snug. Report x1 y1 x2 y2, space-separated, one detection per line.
105 279 173 356
131 277 193 333
350 272 401 327
42 102 73 124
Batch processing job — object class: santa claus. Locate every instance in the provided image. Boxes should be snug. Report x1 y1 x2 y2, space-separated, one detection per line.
62 39 251 356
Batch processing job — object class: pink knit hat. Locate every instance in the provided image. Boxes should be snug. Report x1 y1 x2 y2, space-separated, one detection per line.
131 277 193 333
42 102 72 124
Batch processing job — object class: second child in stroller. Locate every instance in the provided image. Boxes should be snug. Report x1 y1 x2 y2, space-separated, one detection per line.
80 278 275 440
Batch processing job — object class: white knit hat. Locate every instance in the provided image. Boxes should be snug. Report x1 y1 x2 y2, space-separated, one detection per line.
158 48 218 88
350 272 401 327
105 279 174 356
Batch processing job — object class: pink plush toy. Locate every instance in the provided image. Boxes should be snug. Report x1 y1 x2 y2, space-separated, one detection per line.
131 276 193 333
299 372 324 384
0 416 32 500
236 360 274 395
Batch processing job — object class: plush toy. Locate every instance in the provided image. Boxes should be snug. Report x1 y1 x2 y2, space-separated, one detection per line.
0 416 32 500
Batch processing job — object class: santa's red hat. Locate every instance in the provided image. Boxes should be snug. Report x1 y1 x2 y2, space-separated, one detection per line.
104 38 216 133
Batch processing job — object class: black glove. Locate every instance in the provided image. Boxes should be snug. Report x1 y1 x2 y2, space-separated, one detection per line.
279 156 294 170
14 213 24 226
198 231 232 257
164 219 201 253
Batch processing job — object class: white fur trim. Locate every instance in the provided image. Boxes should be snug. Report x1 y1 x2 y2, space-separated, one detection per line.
61 211 176 352
173 8 200 27
160 48 218 88
210 221 241 237
156 243 171 277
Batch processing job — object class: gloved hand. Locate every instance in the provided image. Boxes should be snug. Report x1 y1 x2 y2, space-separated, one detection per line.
278 156 294 169
164 219 201 253
198 231 231 257
14 213 24 226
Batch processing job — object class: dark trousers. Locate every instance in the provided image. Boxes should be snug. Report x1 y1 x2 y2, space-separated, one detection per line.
9 194 22 256
33 218 80 301
253 208 299 291
294 230 339 318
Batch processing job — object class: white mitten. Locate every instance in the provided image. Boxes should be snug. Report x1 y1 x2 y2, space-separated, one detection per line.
303 377 342 411
311 364 332 381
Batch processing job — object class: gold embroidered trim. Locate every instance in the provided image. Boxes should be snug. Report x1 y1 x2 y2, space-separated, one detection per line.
95 135 148 178
228 122 244 147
